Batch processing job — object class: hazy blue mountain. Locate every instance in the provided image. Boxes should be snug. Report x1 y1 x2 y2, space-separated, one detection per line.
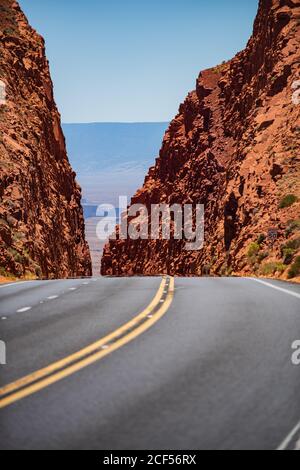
63 122 168 206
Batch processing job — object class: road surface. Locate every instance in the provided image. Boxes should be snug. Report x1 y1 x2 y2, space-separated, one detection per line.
0 276 299 450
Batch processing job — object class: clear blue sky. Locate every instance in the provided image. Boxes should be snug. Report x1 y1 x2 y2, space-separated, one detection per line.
19 0 258 123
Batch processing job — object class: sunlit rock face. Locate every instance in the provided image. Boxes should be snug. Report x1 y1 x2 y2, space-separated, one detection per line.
102 0 300 280
0 0 92 279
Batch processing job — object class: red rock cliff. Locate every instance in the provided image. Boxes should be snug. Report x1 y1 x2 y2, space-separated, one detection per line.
0 0 92 279
102 0 300 280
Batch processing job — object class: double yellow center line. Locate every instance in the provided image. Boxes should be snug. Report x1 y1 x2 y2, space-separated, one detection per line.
0 277 174 409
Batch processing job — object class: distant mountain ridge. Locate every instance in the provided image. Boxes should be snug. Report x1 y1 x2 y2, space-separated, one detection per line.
63 122 168 206
63 122 168 171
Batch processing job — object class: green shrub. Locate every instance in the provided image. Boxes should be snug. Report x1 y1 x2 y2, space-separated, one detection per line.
13 232 25 242
257 234 266 245
285 220 300 237
24 271 38 281
226 266 233 276
212 63 227 74
0 267 10 278
247 242 260 258
261 262 286 276
8 248 26 264
279 194 298 209
8 247 18 257
258 251 269 263
282 248 295 265
35 265 42 278
288 256 300 279
281 238 300 255
4 27 16 36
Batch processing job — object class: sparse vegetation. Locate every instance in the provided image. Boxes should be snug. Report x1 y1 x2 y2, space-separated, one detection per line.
4 27 17 36
0 1 19 38
247 242 260 258
247 241 270 267
282 248 295 265
257 233 266 245
24 271 38 281
281 238 300 253
279 194 298 209
8 248 25 264
34 265 42 278
285 219 300 237
288 256 300 279
280 238 300 266
0 267 11 278
261 262 286 276
13 232 25 242
212 63 227 74
258 251 269 263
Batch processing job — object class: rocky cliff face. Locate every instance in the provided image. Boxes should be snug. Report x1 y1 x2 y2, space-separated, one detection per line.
0 0 92 279
102 0 300 280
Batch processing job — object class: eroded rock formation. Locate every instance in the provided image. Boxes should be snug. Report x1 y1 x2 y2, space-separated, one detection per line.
0 0 92 279
102 0 300 280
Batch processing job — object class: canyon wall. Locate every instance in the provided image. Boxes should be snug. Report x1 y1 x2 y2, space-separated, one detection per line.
0 0 92 279
102 0 300 280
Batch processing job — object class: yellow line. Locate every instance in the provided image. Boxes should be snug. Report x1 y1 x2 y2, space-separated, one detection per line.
0 277 174 409
0 277 167 398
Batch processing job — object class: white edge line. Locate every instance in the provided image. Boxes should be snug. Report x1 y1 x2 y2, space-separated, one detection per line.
277 421 300 450
16 307 32 313
0 281 29 290
250 278 300 300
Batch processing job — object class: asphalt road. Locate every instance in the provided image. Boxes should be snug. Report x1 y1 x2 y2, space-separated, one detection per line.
0 276 299 450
